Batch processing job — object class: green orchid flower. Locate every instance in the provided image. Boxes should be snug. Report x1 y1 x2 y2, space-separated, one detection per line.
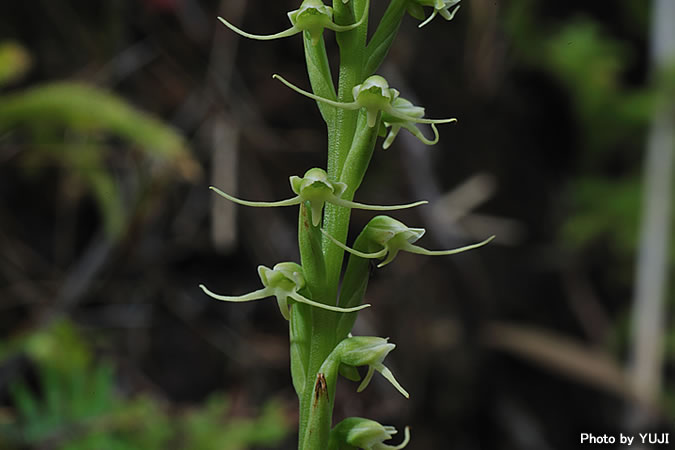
217 0 368 46
323 215 495 267
273 74 457 128
199 262 370 320
209 168 427 227
337 336 409 398
330 417 411 450
407 0 461 28
379 97 456 150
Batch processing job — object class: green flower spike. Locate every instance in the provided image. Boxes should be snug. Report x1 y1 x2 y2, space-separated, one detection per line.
330 417 411 450
334 336 409 398
273 74 457 128
322 215 495 267
408 0 461 28
199 262 370 320
210 168 428 227
217 0 368 46
380 97 456 150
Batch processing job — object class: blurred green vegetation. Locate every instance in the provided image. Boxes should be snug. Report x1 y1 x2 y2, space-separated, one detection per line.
0 41 200 238
505 2 655 259
506 0 675 418
0 320 289 450
505 1 675 264
0 40 288 449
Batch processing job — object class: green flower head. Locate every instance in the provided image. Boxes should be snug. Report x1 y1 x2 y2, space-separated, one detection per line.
323 215 495 267
407 0 461 28
379 97 455 149
217 0 368 46
273 74 457 129
199 262 370 320
330 417 411 450
337 336 409 398
209 168 427 227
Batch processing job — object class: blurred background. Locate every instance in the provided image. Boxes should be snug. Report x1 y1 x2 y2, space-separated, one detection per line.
1 0 673 448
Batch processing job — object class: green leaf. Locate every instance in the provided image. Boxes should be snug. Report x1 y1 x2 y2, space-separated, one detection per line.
0 82 200 189
303 34 338 127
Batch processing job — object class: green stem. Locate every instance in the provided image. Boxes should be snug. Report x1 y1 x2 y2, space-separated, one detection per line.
324 113 381 305
323 1 370 302
296 202 334 448
296 2 406 447
299 308 337 449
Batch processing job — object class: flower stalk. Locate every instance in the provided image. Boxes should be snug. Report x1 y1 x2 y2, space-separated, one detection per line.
203 1 485 448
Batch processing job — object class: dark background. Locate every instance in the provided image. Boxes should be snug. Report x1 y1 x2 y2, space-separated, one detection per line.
1 0 672 449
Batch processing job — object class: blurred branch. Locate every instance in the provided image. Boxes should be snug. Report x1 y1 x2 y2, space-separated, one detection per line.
483 322 653 409
207 0 245 253
562 270 612 347
628 0 675 423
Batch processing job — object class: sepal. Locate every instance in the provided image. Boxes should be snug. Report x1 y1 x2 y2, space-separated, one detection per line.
199 262 370 320
329 417 411 450
323 215 495 267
